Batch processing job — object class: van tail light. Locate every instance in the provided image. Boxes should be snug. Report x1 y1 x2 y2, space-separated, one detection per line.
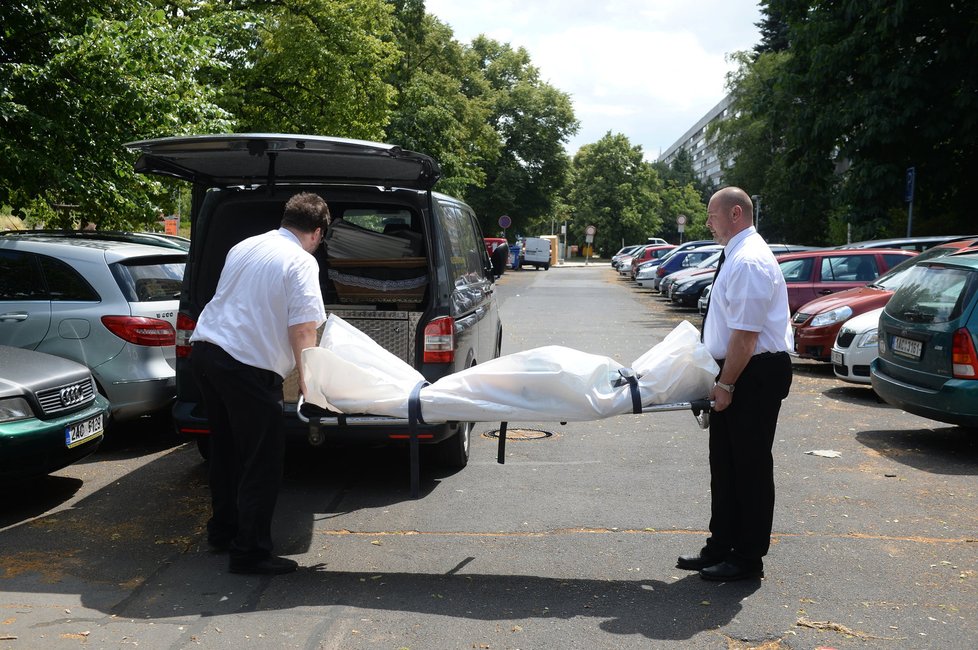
951 328 978 378
175 312 197 358
423 316 455 363
101 316 175 347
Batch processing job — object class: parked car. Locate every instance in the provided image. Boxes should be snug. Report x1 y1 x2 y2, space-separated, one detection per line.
663 243 816 307
0 234 186 423
660 250 722 299
838 235 972 252
1 229 191 251
697 283 712 315
831 307 885 384
0 345 109 479
611 244 643 270
871 252 978 428
775 248 917 314
792 238 978 361
628 244 676 279
652 245 723 291
126 133 505 467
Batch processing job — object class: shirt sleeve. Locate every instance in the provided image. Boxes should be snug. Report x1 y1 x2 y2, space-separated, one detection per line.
286 256 327 328
723 257 777 333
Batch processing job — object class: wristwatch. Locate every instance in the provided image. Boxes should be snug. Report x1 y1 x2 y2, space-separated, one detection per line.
714 381 735 394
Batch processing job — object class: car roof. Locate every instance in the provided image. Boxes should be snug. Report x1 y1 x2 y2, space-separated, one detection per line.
125 133 442 190
1 229 190 251
837 235 974 250
0 233 188 262
775 248 914 261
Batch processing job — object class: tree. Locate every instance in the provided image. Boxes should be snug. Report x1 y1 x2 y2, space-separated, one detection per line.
0 1 233 227
566 133 663 255
460 37 579 237
216 0 400 140
384 12 499 198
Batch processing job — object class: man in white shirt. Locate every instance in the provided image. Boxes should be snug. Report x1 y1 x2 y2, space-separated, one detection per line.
191 192 329 575
677 187 793 581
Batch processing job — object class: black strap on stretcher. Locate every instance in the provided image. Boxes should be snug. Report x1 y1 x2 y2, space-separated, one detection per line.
407 380 429 498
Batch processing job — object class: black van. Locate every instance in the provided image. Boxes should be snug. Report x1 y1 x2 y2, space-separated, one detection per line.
126 134 506 469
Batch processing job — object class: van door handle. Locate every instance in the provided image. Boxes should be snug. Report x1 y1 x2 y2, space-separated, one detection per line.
0 311 29 322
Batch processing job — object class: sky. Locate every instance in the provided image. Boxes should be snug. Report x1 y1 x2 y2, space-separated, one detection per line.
424 0 764 161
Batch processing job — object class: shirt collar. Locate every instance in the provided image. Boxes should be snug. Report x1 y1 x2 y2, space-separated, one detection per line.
277 227 302 246
724 226 756 257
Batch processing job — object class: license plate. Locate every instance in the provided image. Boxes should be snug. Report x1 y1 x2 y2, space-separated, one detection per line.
831 349 844 365
892 335 922 359
65 413 104 448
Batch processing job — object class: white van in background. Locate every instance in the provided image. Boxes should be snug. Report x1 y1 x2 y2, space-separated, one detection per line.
521 236 552 270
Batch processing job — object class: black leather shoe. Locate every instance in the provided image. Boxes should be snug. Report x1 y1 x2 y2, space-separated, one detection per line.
229 555 298 575
699 560 763 581
676 551 726 571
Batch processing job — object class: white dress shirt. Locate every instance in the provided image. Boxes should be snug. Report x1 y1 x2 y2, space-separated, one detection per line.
191 228 326 378
703 227 793 360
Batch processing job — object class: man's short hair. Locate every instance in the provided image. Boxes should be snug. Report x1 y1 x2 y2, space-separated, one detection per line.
281 192 331 233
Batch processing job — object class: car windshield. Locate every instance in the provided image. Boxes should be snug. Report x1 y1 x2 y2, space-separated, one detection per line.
885 264 978 324
696 251 722 268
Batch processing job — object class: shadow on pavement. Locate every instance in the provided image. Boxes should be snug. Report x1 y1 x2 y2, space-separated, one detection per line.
855 426 978 475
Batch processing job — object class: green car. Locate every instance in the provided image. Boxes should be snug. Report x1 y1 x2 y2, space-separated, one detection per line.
871 251 978 428
0 346 108 480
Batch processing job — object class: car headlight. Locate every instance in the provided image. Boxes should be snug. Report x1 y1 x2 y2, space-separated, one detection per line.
856 328 880 348
0 397 34 423
810 306 853 328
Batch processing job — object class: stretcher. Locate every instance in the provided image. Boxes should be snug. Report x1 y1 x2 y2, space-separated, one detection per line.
297 315 720 497
297 394 713 498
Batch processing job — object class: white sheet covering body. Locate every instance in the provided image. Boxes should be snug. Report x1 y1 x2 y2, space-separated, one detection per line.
302 315 719 423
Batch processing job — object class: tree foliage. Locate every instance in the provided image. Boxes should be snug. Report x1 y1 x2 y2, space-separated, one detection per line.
460 37 579 237
566 133 664 255
1 1 232 227
719 0 978 243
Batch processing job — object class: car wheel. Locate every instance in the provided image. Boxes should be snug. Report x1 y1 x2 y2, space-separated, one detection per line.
543 263 550 270
432 420 471 469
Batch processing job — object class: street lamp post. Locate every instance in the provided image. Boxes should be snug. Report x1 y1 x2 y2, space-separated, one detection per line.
751 194 762 233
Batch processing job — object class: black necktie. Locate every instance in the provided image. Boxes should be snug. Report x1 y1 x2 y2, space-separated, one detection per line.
701 250 726 340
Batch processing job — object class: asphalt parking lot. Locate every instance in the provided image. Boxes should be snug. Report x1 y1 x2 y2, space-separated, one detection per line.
1 262 976 649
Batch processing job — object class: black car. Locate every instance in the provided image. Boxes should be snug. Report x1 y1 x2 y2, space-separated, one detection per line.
126 134 506 469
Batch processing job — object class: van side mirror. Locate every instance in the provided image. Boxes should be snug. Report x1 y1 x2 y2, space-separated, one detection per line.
490 242 509 278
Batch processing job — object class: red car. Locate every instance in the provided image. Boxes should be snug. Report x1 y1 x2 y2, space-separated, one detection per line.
628 244 676 279
791 238 978 361
776 248 918 315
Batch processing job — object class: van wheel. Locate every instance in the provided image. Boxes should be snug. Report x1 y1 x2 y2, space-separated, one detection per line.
542 263 550 270
432 421 471 469
196 437 211 461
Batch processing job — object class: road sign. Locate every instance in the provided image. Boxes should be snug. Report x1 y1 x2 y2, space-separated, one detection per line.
498 215 512 229
585 225 597 236
676 215 687 226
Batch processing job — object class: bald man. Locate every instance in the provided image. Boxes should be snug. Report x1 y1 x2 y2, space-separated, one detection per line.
677 187 793 581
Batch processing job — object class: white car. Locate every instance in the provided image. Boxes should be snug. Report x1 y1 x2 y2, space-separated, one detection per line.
830 306 884 384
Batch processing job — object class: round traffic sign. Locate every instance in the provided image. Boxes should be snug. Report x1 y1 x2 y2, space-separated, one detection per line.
585 224 597 236
676 215 687 226
498 215 512 229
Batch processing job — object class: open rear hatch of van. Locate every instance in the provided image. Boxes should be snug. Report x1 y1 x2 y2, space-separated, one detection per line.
125 134 441 189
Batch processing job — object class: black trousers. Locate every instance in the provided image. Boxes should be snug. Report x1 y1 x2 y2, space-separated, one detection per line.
705 351 792 564
191 341 285 563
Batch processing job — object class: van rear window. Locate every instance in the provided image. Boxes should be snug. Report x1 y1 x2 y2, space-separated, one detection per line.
339 208 415 234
